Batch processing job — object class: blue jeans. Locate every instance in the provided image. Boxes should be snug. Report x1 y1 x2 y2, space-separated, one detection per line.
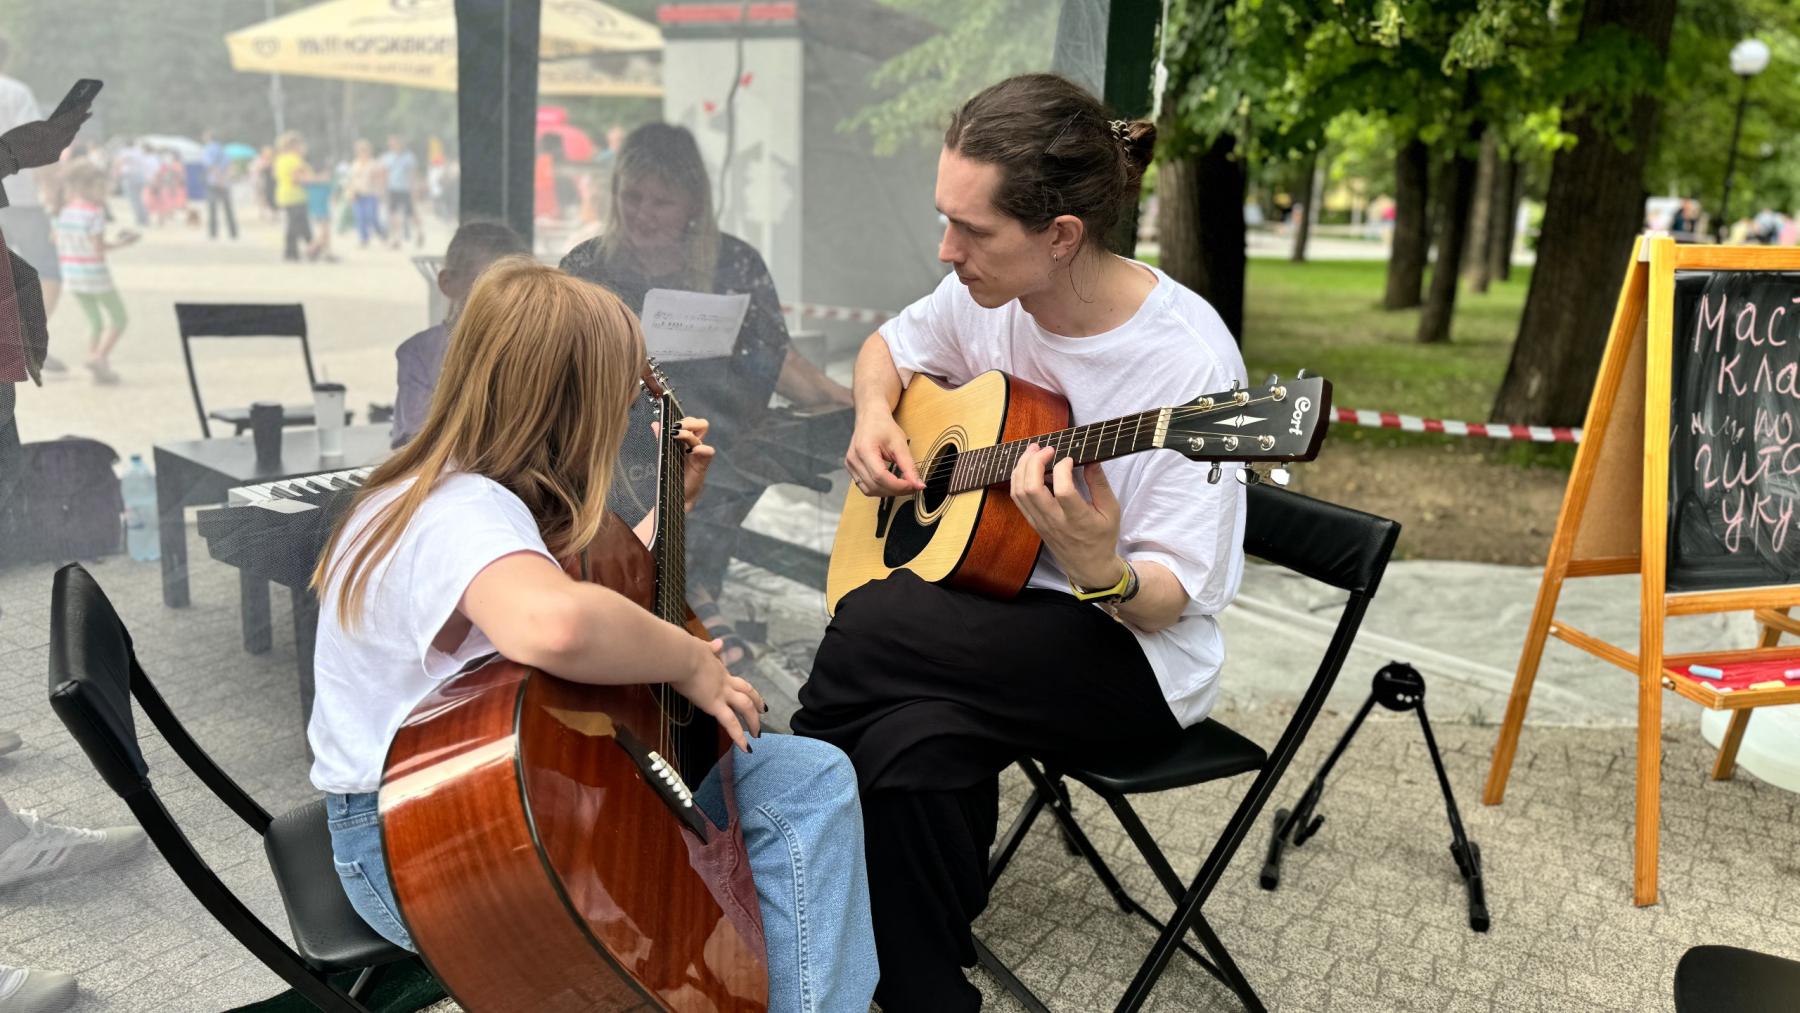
326 733 877 1012
324 792 413 951
352 194 385 244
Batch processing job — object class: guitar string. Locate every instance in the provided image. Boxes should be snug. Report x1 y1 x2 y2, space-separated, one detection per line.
902 391 1298 488
934 391 1294 486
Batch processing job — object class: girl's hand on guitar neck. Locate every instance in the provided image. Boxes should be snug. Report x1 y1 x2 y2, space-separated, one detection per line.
846 410 925 498
670 637 766 753
673 415 715 512
1009 444 1123 589
652 415 717 512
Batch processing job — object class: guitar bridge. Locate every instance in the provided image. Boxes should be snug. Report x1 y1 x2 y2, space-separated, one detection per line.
615 728 712 839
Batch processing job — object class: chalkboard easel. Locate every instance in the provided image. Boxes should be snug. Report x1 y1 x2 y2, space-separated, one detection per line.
1482 235 1800 907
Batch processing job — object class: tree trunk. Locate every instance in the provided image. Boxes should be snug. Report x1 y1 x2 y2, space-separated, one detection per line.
1157 133 1247 342
1491 0 1677 425
1384 137 1429 310
1159 152 1205 293
1464 130 1498 293
1291 149 1319 262
1416 118 1483 344
1488 157 1520 282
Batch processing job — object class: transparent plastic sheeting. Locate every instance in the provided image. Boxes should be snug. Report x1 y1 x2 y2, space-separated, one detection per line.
0 1 1084 824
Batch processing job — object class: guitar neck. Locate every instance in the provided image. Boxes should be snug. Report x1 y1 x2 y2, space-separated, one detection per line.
654 404 687 626
949 408 1163 494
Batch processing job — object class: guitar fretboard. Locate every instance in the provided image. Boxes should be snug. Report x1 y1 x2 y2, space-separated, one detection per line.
949 408 1163 493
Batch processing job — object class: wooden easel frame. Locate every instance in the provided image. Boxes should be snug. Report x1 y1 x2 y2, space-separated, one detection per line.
1482 236 1800 906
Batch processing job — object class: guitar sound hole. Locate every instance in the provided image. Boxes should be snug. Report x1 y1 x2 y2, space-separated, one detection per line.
922 445 956 512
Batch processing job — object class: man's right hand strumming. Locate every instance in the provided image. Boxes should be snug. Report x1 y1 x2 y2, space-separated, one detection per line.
846 411 924 498
845 333 926 498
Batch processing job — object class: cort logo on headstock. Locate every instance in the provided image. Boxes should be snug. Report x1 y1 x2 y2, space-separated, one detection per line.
1289 396 1313 436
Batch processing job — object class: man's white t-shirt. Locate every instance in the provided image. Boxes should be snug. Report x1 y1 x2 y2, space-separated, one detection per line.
879 261 1248 727
308 472 556 794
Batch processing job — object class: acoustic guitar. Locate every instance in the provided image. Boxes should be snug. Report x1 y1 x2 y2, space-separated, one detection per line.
826 370 1331 613
380 363 769 1012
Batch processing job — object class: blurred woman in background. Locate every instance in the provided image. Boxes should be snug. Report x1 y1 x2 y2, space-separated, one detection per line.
561 123 850 675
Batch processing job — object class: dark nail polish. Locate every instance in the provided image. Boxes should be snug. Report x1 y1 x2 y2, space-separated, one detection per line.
746 743 754 753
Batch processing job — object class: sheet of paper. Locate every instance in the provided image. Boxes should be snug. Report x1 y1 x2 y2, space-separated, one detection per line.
640 288 750 361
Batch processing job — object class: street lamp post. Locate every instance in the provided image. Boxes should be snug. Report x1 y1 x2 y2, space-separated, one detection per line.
1716 37 1771 241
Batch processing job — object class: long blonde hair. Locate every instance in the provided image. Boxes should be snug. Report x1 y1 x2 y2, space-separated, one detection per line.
311 257 645 629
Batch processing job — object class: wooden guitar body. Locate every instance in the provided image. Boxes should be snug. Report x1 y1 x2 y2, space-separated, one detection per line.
826 369 1333 614
826 371 1070 613
382 515 769 1012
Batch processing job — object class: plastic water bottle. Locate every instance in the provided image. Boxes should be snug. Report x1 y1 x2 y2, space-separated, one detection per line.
121 454 160 562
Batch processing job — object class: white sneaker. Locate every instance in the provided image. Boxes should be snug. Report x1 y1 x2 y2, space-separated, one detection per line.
0 966 77 1013
0 811 146 889
0 731 19 757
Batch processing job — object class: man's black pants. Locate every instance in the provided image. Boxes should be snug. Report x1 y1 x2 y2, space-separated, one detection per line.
793 569 1180 1010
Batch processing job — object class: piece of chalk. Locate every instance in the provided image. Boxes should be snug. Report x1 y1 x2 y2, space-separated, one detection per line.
1749 680 1786 690
1688 665 1724 677
1784 668 1800 677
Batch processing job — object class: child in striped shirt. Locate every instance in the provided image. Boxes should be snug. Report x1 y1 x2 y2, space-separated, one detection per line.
53 165 134 383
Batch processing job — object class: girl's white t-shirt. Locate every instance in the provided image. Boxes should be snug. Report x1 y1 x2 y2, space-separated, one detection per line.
308 472 557 794
879 262 1249 727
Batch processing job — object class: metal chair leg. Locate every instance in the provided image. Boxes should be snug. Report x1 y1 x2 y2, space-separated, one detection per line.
973 936 1053 1013
1022 761 1136 912
346 963 386 1002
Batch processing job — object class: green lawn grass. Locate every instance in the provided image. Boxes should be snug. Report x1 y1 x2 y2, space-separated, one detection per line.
1231 258 1578 466
1240 259 1531 425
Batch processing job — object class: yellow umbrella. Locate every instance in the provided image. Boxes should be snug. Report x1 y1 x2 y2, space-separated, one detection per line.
225 0 662 96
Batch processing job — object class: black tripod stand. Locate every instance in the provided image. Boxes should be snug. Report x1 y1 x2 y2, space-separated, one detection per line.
1258 661 1490 932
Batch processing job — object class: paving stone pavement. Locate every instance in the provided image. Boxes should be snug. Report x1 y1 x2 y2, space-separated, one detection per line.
2 544 1797 1012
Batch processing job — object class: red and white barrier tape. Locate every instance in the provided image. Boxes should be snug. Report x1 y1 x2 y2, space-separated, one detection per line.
781 302 892 325
1333 408 1581 443
772 303 1581 445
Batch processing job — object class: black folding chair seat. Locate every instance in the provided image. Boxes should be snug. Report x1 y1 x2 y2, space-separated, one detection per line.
265 799 401 973
208 403 321 436
47 563 410 1011
980 486 1400 1013
1675 946 1800 1013
1061 718 1267 796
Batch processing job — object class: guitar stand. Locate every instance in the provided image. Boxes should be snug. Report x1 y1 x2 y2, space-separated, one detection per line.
1258 661 1490 932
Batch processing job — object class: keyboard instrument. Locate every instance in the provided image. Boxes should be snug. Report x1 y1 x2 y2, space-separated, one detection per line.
198 467 373 589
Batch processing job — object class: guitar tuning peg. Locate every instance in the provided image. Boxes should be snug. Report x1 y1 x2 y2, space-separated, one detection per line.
1269 466 1292 487
1296 368 1309 380
1207 462 1222 485
1236 466 1262 486
1265 373 1280 387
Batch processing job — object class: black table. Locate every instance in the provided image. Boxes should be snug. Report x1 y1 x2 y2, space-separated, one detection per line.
154 425 391 655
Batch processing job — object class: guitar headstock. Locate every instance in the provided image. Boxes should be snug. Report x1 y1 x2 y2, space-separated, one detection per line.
640 357 685 418
1160 373 1331 467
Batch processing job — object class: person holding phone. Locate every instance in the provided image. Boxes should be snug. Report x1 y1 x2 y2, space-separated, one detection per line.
0 67 133 1013
0 38 82 369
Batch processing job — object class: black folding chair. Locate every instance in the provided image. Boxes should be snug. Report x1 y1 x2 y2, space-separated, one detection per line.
46 563 411 1012
175 303 323 437
978 485 1400 1012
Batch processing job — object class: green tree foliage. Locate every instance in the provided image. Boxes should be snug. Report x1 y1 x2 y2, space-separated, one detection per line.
838 0 1059 155
1646 0 1800 217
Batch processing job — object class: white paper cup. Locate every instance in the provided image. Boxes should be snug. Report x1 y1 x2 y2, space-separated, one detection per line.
313 382 347 458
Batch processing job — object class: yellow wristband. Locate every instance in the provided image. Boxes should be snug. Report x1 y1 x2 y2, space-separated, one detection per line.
1069 558 1132 602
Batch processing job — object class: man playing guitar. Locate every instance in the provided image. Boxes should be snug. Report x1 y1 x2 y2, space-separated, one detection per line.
791 73 1250 1010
